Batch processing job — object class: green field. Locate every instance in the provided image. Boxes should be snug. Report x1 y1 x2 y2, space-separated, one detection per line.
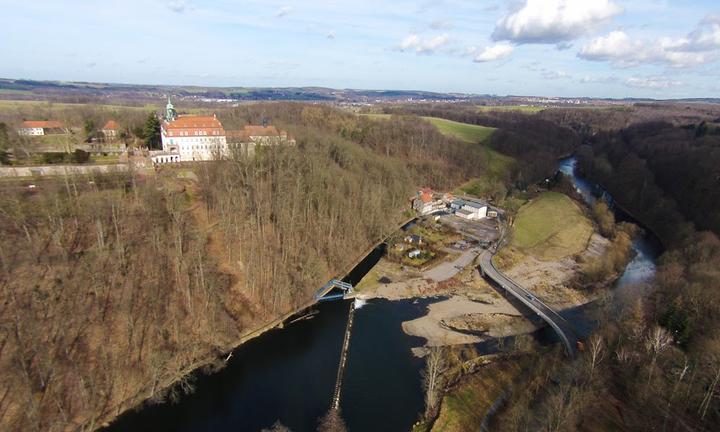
0 99 159 112
361 113 515 197
476 105 545 114
361 114 496 144
510 192 593 260
421 117 495 144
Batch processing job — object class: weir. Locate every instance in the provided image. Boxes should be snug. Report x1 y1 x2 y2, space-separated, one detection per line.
331 301 355 410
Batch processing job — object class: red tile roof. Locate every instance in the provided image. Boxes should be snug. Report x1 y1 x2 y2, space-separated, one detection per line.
244 125 280 137
21 120 64 129
226 130 249 140
163 115 225 137
102 120 119 130
165 115 223 129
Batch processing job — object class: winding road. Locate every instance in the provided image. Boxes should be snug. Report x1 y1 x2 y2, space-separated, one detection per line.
479 249 579 357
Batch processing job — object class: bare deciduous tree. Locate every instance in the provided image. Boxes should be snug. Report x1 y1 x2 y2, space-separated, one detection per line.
422 346 447 419
587 334 605 381
644 325 673 396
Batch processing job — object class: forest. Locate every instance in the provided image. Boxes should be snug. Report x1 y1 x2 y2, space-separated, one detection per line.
377 104 580 187
0 102 496 431
576 120 720 243
485 108 720 431
3 98 720 431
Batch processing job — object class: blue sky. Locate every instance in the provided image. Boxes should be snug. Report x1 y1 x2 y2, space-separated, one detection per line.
1 0 719 98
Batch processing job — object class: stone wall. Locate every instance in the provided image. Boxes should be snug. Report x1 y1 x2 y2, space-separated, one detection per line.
0 164 129 177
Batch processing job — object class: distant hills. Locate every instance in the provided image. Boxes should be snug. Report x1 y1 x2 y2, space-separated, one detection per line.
0 78 477 104
0 78 718 105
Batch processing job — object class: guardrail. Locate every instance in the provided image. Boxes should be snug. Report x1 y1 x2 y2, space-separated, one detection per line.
479 250 578 358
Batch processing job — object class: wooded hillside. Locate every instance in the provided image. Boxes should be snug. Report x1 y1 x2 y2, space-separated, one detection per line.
0 103 496 431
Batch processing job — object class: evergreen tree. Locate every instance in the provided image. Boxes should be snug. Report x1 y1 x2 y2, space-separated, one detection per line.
143 112 162 149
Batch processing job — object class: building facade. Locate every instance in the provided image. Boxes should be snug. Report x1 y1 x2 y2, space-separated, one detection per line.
161 114 228 162
452 199 488 220
101 120 119 139
413 188 449 215
156 99 293 164
18 121 65 136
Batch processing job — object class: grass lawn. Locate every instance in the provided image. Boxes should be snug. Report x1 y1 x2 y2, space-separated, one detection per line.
360 113 496 145
361 113 495 144
91 154 121 164
420 117 495 144
360 113 516 197
25 134 81 152
510 191 593 260
476 105 545 114
359 113 392 120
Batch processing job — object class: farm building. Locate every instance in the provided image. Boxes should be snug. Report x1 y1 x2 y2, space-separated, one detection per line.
101 120 120 139
17 120 66 136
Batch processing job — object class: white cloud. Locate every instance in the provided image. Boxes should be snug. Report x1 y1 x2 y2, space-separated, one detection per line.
579 16 720 68
492 0 622 44
578 31 642 65
473 43 514 62
542 69 570 80
275 6 293 18
399 33 451 54
327 30 336 40
168 0 189 14
578 75 618 84
625 76 682 89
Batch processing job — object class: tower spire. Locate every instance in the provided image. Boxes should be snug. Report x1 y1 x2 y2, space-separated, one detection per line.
165 97 177 122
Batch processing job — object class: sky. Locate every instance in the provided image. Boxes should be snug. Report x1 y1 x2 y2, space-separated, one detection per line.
1 0 719 98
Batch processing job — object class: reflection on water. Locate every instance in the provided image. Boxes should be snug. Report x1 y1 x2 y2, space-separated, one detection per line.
106 156 663 432
559 156 661 307
104 297 434 432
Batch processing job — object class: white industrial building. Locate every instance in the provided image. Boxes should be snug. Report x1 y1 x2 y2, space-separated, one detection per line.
452 199 488 220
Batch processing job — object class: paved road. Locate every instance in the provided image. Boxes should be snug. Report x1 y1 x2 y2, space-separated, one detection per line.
478 249 579 357
424 247 482 282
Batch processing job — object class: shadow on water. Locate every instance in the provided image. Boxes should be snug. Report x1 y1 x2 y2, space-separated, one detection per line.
106 158 663 432
104 243 434 432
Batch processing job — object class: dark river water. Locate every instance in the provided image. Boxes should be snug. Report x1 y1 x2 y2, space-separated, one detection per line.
106 297 431 432
559 157 661 300
105 157 661 432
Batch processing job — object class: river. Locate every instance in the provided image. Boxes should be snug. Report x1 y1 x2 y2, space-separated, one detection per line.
104 157 661 432
559 156 661 303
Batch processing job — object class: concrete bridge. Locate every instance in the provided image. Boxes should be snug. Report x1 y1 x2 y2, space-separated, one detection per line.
479 249 579 357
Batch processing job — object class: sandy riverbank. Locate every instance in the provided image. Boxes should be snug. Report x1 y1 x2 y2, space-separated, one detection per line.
355 257 541 349
355 232 616 351
402 295 538 346
501 233 611 309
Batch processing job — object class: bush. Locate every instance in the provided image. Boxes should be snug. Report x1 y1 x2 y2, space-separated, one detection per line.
71 149 90 164
41 152 68 164
39 150 91 164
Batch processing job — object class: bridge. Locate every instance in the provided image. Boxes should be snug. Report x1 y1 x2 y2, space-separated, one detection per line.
314 279 354 302
479 249 579 357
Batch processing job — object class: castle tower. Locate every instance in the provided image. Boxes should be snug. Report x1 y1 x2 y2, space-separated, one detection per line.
165 98 177 122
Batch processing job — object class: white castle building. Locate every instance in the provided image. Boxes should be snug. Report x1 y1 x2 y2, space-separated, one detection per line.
153 99 294 165
158 99 228 162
